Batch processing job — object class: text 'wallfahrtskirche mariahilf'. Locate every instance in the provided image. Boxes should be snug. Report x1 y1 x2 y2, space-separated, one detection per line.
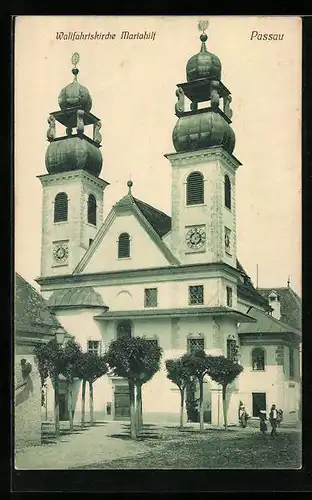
55 30 157 41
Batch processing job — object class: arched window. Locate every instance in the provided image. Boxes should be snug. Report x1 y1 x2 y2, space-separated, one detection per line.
87 194 97 226
186 172 204 206
118 233 130 258
54 192 68 222
117 320 132 340
252 347 265 371
224 174 231 210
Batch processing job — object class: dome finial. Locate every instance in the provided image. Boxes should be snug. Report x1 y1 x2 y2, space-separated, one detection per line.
198 20 208 48
71 52 80 81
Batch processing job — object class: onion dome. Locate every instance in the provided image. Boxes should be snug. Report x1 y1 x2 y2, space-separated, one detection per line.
45 136 102 176
58 52 92 112
186 32 221 82
58 81 92 112
173 112 235 154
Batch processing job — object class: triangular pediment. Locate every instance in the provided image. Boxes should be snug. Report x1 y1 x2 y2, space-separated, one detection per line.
74 198 179 275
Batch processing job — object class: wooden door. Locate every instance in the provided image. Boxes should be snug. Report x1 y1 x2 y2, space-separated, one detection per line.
252 392 266 417
114 385 130 420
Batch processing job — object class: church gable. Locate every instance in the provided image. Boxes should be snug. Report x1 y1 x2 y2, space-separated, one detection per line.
76 203 178 275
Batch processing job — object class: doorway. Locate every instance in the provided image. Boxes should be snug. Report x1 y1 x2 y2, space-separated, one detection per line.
114 384 130 420
252 392 266 417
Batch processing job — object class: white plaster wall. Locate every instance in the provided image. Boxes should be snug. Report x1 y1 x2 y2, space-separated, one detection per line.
84 213 170 274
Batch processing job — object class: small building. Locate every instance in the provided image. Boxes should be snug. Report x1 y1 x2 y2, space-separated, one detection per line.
14 273 66 449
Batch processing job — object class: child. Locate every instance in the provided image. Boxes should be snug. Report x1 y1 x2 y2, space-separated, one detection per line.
259 410 267 434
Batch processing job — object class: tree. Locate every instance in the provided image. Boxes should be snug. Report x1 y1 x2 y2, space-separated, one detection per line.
165 355 193 429
206 355 244 431
105 336 162 439
33 339 64 438
75 351 108 427
183 349 210 433
61 339 83 432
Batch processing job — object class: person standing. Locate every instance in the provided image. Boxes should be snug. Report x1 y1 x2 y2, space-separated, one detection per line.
259 410 267 434
269 404 278 437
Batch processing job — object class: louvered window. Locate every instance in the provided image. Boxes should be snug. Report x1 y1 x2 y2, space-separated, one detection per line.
224 175 231 210
186 172 204 205
117 320 132 340
118 233 130 258
54 192 68 222
189 285 204 305
188 337 205 353
88 194 97 226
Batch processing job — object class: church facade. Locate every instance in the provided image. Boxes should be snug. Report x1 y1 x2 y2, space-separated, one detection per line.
36 27 301 426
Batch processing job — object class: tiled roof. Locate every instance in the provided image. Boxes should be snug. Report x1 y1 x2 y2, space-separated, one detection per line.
133 198 172 238
257 287 301 330
236 260 271 311
47 286 107 309
15 273 64 335
114 193 172 238
238 306 301 336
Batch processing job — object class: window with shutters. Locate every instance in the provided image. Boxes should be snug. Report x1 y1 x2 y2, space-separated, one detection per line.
224 174 231 210
88 194 97 226
144 288 158 307
118 233 130 258
189 285 204 305
54 192 68 222
186 172 204 205
188 337 205 353
117 320 132 340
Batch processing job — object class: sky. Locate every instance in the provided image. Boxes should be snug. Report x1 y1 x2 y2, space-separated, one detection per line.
15 16 302 296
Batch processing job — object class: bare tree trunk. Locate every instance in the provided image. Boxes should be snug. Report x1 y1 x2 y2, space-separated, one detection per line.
67 380 74 432
222 384 228 431
89 380 94 425
54 376 60 439
129 380 137 440
179 388 185 429
199 380 204 433
81 379 86 427
136 383 143 431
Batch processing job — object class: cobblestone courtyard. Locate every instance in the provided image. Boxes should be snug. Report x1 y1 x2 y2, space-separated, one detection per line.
15 420 301 470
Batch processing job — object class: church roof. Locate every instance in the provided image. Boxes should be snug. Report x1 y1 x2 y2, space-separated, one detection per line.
238 306 301 338
257 287 301 331
47 286 108 310
114 192 172 238
15 273 65 337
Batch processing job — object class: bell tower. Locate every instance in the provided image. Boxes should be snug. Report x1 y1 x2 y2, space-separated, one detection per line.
38 53 109 277
165 21 241 268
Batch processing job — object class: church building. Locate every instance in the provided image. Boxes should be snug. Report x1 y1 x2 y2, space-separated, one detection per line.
36 25 301 426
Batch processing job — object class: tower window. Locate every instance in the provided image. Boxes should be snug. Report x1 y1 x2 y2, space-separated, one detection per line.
188 337 205 353
189 285 204 305
88 194 97 226
251 347 265 371
118 233 130 258
224 174 231 210
186 172 204 206
289 347 294 378
144 288 158 308
89 238 94 247
117 320 132 340
54 192 68 222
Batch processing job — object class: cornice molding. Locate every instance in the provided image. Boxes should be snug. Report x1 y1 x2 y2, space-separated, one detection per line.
165 146 242 170
37 169 109 190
